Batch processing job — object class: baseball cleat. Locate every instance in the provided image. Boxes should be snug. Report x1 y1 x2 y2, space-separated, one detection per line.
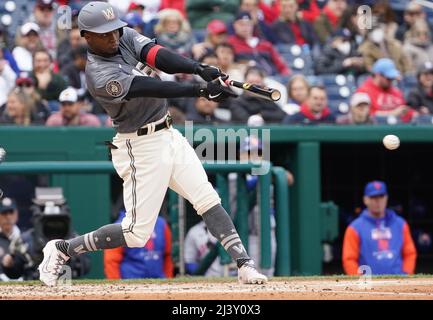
238 262 268 284
38 240 70 286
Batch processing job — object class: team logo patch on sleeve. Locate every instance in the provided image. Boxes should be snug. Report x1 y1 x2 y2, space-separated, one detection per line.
106 80 123 97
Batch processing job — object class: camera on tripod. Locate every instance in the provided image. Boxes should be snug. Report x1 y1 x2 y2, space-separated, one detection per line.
30 187 72 254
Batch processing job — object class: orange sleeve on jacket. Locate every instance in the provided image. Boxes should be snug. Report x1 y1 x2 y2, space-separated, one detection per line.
342 226 361 275
402 222 417 275
104 247 124 279
163 223 174 278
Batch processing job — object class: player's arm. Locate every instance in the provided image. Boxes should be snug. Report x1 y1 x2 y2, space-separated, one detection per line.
126 75 237 102
140 43 221 81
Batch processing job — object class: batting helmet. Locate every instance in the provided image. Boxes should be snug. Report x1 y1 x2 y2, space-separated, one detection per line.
78 1 127 36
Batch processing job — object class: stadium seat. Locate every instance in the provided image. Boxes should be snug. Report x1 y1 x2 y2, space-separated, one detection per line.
277 44 314 76
402 74 418 96
373 115 402 125
47 100 60 113
192 29 207 43
413 114 433 125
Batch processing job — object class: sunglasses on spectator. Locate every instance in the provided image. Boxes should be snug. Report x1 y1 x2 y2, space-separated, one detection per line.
37 6 53 12
0 210 15 215
407 11 422 16
18 82 33 88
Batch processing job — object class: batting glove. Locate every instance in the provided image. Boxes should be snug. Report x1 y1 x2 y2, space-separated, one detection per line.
198 76 238 102
195 63 223 82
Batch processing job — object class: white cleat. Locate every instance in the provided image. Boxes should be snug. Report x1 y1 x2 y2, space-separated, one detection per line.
238 263 268 284
38 240 70 286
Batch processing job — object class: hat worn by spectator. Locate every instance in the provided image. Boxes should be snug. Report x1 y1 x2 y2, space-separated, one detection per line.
207 19 227 35
59 88 78 104
21 22 40 36
372 58 401 80
364 181 388 197
128 1 145 11
235 11 252 22
350 92 371 108
0 197 17 213
417 61 433 76
36 0 54 10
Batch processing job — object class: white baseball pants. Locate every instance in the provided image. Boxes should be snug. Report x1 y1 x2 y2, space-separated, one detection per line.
111 126 221 248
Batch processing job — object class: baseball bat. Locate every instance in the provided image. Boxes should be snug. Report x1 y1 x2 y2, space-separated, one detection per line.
224 79 281 102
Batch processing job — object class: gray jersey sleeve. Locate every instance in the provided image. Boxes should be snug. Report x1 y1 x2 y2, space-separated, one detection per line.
121 27 153 61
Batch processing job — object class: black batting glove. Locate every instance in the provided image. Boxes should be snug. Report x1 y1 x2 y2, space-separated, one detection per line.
197 77 238 102
194 63 223 82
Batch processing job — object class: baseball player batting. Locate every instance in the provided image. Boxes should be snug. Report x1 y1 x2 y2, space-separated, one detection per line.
38 1 267 286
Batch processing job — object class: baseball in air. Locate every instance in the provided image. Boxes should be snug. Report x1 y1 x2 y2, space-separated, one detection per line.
383 135 400 150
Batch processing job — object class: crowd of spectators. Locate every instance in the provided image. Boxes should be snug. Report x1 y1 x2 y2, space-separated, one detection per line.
0 0 432 127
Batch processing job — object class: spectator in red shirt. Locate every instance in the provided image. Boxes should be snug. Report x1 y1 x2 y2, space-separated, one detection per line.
228 11 290 76
45 87 101 127
271 0 316 47
356 58 417 123
283 85 336 124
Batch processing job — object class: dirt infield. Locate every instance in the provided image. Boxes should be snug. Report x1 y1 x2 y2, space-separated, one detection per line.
1 277 433 300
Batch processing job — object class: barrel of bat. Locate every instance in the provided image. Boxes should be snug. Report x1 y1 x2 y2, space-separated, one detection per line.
225 79 281 101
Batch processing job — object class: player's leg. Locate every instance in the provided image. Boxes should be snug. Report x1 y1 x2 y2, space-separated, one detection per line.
39 131 174 285
168 128 267 284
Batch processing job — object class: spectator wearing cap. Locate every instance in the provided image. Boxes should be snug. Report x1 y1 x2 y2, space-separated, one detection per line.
14 72 50 121
283 85 336 125
45 87 100 127
336 92 375 125
230 66 286 124
356 58 416 123
0 197 21 281
403 20 433 72
12 22 44 73
396 1 433 42
315 28 365 76
57 25 88 70
228 11 290 76
0 50 17 107
186 0 239 29
0 89 47 125
27 0 58 60
342 181 417 275
154 9 196 57
191 19 228 60
228 0 277 44
31 49 67 102
270 0 316 47
358 23 412 75
313 0 348 44
407 62 433 115
60 46 88 92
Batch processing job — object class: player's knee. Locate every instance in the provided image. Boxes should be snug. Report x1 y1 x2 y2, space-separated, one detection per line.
194 183 221 215
122 231 150 248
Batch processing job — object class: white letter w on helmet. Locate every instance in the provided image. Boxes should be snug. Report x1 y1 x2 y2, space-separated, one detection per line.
102 7 115 20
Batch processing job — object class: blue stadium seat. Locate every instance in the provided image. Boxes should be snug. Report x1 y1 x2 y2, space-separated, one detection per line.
47 100 60 113
277 44 314 75
402 74 418 96
413 114 433 125
373 115 402 125
192 29 207 43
